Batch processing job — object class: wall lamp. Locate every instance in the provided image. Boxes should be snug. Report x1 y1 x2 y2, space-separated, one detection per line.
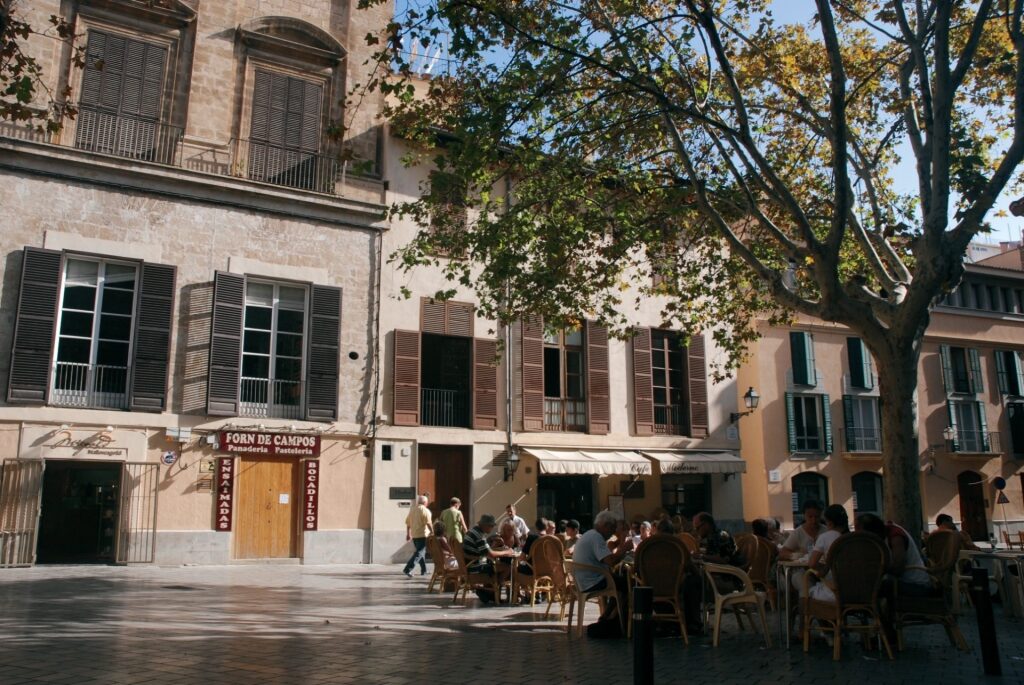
504 448 521 481
730 387 761 424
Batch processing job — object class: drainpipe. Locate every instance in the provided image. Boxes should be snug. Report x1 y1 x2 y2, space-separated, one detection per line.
503 174 516 468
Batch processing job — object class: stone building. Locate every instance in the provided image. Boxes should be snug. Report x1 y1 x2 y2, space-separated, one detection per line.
0 0 390 567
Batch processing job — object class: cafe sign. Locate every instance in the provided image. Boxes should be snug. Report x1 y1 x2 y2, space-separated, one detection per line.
303 460 320 531
216 457 234 532
219 431 321 457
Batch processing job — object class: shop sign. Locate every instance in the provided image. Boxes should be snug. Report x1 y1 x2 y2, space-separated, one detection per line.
216 457 235 532
303 460 320 531
219 431 321 457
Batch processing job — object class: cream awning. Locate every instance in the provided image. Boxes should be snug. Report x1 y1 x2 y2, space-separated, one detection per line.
522 448 653 476
641 451 747 475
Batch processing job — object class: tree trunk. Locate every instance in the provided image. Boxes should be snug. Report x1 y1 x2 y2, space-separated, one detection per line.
875 343 925 543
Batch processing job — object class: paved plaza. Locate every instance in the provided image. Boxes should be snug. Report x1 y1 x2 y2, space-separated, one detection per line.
0 564 1021 684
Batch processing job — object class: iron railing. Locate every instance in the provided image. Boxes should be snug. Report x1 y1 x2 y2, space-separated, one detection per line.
51 362 129 409
544 398 586 431
421 387 470 428
946 429 1001 454
74 107 183 165
654 404 688 435
844 426 882 453
239 377 303 419
234 138 342 194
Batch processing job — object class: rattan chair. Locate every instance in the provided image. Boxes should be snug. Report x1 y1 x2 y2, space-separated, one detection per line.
564 559 624 638
630 534 690 643
677 532 698 554
893 530 970 651
515 535 569 617
450 538 500 604
703 562 773 648
426 535 459 593
801 532 893 661
737 535 777 610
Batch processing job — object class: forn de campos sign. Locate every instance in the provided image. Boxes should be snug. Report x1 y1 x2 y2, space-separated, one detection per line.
219 431 321 457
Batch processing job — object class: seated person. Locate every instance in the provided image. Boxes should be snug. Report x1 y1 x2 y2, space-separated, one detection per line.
497 520 520 551
607 519 630 551
563 519 581 556
557 519 569 536
432 521 458 570
522 517 548 557
573 509 635 627
779 500 824 562
639 521 653 543
656 518 676 535
683 512 745 632
462 514 518 589
803 504 850 602
934 513 980 551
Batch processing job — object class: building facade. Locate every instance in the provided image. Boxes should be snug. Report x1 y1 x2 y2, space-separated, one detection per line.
0 0 390 567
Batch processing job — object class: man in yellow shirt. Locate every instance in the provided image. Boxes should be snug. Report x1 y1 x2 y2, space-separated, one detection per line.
403 494 433 577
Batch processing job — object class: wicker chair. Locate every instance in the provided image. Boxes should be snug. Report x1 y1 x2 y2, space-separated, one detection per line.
515 535 569 616
426 535 459 593
564 559 624 638
629 534 690 643
677 532 698 554
801 532 893 661
737 534 776 610
893 530 970 651
450 538 500 604
703 562 773 648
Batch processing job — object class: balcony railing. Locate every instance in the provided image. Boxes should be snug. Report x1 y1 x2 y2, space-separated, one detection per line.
233 139 343 194
544 398 586 431
74 107 183 165
844 426 882 453
239 377 303 419
421 387 470 428
946 429 1001 454
51 362 129 409
654 404 688 435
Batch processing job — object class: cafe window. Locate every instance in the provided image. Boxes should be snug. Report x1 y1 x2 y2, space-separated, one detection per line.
241 281 307 420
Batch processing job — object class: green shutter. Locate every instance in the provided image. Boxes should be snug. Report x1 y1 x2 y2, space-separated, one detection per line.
1014 352 1024 397
790 332 808 385
939 345 953 394
843 394 856 451
822 394 833 454
996 350 1010 395
968 348 984 395
946 400 960 452
806 334 817 387
785 392 797 452
847 337 873 390
977 401 989 452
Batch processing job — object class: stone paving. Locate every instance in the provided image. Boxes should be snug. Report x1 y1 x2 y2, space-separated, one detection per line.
0 564 1021 684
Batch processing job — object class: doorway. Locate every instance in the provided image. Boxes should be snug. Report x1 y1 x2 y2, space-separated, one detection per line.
417 444 471 521
660 474 710 519
37 460 121 564
234 457 300 559
537 475 595 530
958 470 989 542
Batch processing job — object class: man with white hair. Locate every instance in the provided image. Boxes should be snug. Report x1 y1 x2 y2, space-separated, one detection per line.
573 510 634 633
402 494 433 577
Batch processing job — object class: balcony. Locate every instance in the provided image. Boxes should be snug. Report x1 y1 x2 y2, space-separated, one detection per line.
654 404 688 435
544 398 586 431
74 107 183 166
51 362 129 410
844 426 882 453
945 429 1001 455
421 387 470 428
234 138 345 194
239 377 303 420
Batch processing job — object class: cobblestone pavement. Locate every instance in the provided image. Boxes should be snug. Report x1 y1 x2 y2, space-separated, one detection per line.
0 564 1021 684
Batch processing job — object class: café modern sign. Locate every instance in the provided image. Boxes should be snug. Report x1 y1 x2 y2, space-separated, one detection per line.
219 431 321 457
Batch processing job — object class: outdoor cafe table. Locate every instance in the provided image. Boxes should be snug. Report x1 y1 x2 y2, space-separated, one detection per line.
964 549 1024 617
776 558 808 648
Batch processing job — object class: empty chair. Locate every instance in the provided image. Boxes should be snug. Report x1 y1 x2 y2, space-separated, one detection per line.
631 534 691 643
703 562 772 648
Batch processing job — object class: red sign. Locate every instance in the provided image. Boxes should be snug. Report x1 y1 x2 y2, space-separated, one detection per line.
219 431 321 457
216 457 234 532
303 460 320 531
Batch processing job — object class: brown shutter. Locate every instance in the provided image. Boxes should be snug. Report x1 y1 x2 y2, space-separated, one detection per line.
521 316 545 431
206 271 245 416
473 338 499 430
420 298 475 337
129 262 176 412
687 332 709 438
306 285 342 421
632 327 654 436
393 329 421 425
7 248 62 404
585 320 610 435
421 298 447 334
446 301 475 337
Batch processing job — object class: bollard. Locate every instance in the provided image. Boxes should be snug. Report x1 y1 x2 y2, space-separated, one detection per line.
969 567 1001 676
632 586 654 685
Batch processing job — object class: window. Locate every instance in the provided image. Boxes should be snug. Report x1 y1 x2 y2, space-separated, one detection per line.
543 327 586 431
946 400 990 452
847 337 874 390
661 474 710 518
1008 403 1024 457
791 472 829 515
852 472 883 516
651 329 689 434
790 331 816 386
995 350 1024 396
940 345 983 395
51 258 137 409
786 392 833 454
240 282 307 419
843 396 881 452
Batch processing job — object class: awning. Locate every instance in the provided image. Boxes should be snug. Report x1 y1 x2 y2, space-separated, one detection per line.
641 451 747 475
522 448 653 476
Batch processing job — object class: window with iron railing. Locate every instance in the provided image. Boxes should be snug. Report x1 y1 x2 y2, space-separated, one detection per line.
543 327 586 431
241 281 307 419
842 396 881 452
651 329 689 435
946 400 996 453
52 258 137 409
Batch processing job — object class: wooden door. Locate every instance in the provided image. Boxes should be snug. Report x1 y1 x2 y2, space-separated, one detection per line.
958 470 988 542
234 457 299 559
417 445 471 521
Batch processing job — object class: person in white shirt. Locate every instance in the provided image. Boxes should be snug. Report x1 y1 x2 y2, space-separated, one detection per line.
804 504 850 602
499 503 530 540
572 510 634 622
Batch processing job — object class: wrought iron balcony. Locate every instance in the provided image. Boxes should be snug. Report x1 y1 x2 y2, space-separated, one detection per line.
421 387 470 428
544 398 586 431
844 426 882 453
945 429 1001 454
239 377 303 419
232 138 344 194
74 107 183 165
654 404 688 435
51 362 129 410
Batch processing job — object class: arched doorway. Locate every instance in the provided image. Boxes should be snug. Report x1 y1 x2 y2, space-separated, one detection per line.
851 471 883 517
957 470 988 542
791 472 829 524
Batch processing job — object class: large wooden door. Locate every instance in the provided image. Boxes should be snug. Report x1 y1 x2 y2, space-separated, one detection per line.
235 457 299 559
417 445 471 520
958 470 988 542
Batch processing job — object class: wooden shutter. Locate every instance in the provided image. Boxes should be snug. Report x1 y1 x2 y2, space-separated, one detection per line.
206 271 245 416
473 338 498 430
585 320 610 435
1008 403 1024 455
996 350 1010 395
421 298 447 334
977 401 989 452
447 302 475 337
968 348 984 395
521 316 545 431
306 285 342 421
821 394 833 454
7 247 62 404
785 392 797 452
790 331 809 385
1015 352 1024 396
939 344 953 394
847 337 873 390
687 332 709 438
842 395 856 452
393 330 421 426
633 327 654 436
946 400 960 452
129 262 176 412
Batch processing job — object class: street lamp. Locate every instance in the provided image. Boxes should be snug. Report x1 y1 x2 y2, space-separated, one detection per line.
504 447 521 481
730 387 761 424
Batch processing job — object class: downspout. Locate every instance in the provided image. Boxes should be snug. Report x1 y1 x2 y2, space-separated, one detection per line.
504 174 516 465
367 199 385 563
